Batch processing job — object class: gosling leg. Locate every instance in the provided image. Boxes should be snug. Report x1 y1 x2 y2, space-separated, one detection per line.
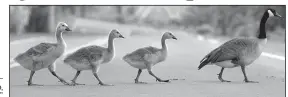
71 71 85 86
27 71 43 86
147 65 170 83
135 69 147 84
48 64 70 85
91 64 113 86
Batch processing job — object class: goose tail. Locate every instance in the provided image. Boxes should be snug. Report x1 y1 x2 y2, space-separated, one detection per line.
10 59 16 65
198 48 220 70
10 53 27 68
63 55 73 64
198 51 213 70
12 53 25 64
198 57 209 70
63 57 69 64
122 53 130 62
63 52 75 64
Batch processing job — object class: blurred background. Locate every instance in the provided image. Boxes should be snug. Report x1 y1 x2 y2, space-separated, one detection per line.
10 6 285 42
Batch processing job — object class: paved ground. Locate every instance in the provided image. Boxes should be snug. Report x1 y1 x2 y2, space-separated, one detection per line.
10 32 285 97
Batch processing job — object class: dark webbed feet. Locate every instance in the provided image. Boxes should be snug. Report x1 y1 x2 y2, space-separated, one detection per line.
27 81 43 86
218 74 231 82
71 81 85 86
58 78 71 85
98 82 114 86
156 79 170 83
244 79 259 83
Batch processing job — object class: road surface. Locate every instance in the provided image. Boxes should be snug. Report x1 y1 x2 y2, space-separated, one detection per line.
10 32 285 97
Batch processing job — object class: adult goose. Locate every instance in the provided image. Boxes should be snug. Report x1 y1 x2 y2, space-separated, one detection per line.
13 22 72 86
123 32 177 84
64 29 124 86
198 8 282 83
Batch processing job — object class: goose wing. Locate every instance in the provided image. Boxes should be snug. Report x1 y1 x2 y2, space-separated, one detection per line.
124 47 153 62
25 43 57 58
206 38 253 62
65 45 105 64
124 46 160 63
199 38 252 69
84 45 106 62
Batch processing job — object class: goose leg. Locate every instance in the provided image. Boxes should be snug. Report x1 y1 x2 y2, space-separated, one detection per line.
241 66 258 83
218 67 231 82
27 71 43 86
147 65 170 83
135 69 147 84
91 64 113 86
71 71 85 86
48 64 70 85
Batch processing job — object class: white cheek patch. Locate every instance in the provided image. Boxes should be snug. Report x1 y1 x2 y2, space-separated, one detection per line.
268 10 274 17
63 23 68 27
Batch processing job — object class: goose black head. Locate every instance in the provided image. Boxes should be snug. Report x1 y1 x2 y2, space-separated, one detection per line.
57 22 72 32
110 29 125 39
267 8 282 18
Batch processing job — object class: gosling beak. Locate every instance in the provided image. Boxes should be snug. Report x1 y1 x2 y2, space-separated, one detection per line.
65 27 72 31
275 12 282 18
172 36 177 40
119 35 125 38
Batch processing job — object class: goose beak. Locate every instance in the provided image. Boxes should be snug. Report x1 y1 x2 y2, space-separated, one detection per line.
119 35 125 38
275 12 282 18
172 36 177 40
65 27 72 31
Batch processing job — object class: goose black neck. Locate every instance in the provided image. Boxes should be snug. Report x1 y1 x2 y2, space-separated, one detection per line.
258 12 269 39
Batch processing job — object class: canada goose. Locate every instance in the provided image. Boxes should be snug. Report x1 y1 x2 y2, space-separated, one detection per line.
123 32 177 84
63 29 124 86
198 8 282 83
13 22 72 86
